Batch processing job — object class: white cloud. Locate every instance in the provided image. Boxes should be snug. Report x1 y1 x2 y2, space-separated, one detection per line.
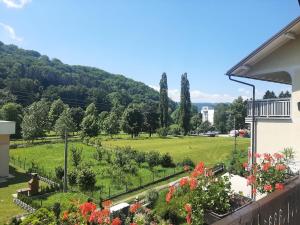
0 22 23 42
149 85 243 103
0 0 31 8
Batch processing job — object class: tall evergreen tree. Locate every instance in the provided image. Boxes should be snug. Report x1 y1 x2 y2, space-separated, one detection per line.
179 73 191 135
159 73 169 127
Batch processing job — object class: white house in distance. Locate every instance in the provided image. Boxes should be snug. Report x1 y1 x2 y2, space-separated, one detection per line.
201 106 214 125
226 16 300 163
0 120 15 178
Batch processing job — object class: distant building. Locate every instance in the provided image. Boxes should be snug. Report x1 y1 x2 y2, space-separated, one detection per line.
201 106 214 125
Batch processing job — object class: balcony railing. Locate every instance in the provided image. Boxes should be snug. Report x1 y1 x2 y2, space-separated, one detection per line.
247 98 291 119
213 176 300 225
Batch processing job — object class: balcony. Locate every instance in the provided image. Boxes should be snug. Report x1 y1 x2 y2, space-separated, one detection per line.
213 176 300 225
247 98 291 120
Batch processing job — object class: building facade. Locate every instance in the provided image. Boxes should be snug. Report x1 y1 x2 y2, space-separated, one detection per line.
226 16 300 164
201 106 214 125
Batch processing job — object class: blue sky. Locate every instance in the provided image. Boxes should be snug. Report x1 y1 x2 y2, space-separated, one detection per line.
0 0 299 102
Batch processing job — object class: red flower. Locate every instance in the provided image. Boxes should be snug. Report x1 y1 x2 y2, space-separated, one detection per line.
62 211 68 221
111 217 122 225
184 203 192 213
262 162 271 171
179 177 189 187
166 192 172 203
79 202 97 217
194 162 205 175
130 223 138 225
189 178 197 190
275 164 286 171
263 184 272 192
129 203 141 213
275 183 284 190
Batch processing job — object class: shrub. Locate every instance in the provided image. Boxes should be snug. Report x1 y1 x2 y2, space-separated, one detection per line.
68 170 78 186
93 146 105 162
160 153 175 168
146 151 161 169
70 146 82 168
77 168 96 192
169 124 181 136
52 202 61 219
135 151 146 166
20 208 56 225
157 127 169 137
146 189 159 208
179 157 195 168
55 166 64 180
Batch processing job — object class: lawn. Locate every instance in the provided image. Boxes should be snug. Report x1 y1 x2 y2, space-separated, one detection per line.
102 136 250 166
0 166 29 224
9 141 183 200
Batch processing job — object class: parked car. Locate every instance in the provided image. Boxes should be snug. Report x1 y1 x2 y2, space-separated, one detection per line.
229 130 239 137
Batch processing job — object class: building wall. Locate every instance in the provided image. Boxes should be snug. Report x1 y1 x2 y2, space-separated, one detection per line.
201 107 214 125
254 119 300 162
0 135 10 177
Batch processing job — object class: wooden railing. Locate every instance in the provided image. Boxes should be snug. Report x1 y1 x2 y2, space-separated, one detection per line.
212 176 300 225
247 98 291 118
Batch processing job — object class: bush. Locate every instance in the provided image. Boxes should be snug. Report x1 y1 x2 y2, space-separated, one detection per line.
169 124 181 136
146 151 161 169
68 170 77 186
160 153 175 168
55 166 64 180
146 189 159 208
179 157 195 168
52 202 61 219
70 146 82 168
157 127 169 137
20 208 56 225
77 168 96 192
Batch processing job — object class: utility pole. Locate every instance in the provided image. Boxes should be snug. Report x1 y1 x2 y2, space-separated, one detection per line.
234 116 237 152
63 130 68 192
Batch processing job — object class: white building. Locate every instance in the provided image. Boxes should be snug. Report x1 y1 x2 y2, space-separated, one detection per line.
201 106 214 125
226 16 300 164
0 120 15 178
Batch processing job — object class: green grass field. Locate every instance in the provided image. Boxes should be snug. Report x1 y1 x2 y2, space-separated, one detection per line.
102 136 250 166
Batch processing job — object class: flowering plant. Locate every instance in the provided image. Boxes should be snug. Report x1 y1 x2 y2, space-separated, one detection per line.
244 152 288 194
165 161 232 225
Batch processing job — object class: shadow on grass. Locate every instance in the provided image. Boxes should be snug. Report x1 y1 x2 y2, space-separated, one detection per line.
0 166 30 188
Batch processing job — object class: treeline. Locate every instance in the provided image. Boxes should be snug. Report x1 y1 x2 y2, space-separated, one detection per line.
0 41 176 111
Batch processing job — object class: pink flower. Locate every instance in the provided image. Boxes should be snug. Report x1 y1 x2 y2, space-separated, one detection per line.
129 203 141 213
273 153 284 160
262 162 271 171
186 213 192 224
247 175 256 185
166 192 172 203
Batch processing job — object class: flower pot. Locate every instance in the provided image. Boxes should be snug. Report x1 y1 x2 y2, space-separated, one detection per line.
204 194 252 224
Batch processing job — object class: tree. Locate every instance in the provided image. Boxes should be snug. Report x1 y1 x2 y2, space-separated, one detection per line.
159 73 169 127
190 113 202 133
263 90 277 99
227 97 247 130
143 104 159 137
98 111 109 132
0 102 23 138
199 121 213 133
77 168 96 192
278 91 291 98
70 146 82 168
54 108 76 137
0 90 16 106
179 73 191 135
21 99 50 141
214 103 230 133
70 107 84 132
103 112 120 137
48 99 67 129
121 106 144 138
80 103 99 137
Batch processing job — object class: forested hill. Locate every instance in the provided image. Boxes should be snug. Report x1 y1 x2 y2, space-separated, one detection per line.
0 41 175 111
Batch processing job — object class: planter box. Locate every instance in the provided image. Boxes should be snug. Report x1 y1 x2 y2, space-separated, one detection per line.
204 194 252 224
